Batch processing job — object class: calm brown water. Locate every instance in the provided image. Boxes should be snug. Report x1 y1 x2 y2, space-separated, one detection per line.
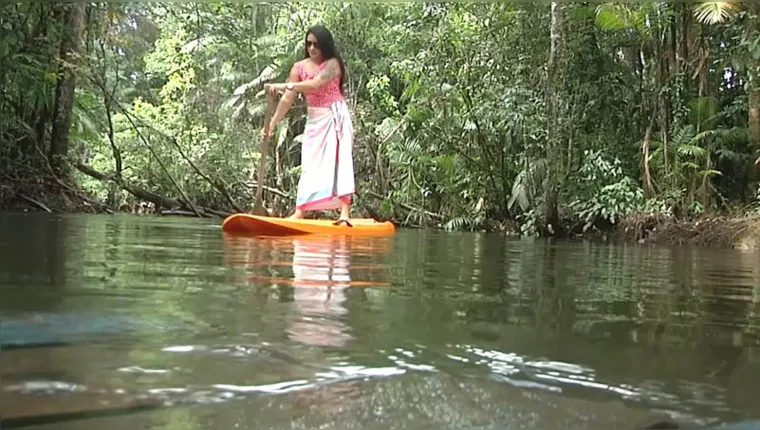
1 213 759 429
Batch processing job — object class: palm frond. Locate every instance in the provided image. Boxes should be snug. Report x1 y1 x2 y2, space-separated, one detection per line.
694 2 740 24
692 129 719 144
678 144 707 158
509 157 548 213
595 4 631 31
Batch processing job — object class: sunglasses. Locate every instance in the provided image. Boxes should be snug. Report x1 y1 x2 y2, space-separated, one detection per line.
306 41 320 49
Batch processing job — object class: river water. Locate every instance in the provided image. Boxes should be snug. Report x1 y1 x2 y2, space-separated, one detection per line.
0 213 759 429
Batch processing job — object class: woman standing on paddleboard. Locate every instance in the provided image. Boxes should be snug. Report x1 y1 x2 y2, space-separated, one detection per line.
262 25 355 225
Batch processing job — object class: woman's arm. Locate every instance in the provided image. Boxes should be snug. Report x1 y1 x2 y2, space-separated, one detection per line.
267 64 301 131
282 58 340 93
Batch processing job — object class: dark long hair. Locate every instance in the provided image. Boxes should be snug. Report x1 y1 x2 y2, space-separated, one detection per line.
304 25 346 95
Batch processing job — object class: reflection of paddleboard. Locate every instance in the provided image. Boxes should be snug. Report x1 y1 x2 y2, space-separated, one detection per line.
222 214 396 237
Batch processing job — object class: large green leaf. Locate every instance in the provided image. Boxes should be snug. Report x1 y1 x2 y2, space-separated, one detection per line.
595 4 631 31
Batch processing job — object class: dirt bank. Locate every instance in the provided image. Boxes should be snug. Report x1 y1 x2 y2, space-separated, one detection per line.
6 172 760 251
0 166 230 217
619 212 760 250
0 171 113 214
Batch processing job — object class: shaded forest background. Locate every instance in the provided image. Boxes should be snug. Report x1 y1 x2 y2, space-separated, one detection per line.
1 2 758 237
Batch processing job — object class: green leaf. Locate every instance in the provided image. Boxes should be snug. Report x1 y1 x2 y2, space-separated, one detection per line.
595 5 629 31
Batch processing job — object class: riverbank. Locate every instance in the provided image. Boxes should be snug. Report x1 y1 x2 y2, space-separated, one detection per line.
5 174 760 250
617 212 760 250
0 171 114 215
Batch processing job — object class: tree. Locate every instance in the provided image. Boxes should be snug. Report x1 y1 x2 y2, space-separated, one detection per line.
49 2 86 175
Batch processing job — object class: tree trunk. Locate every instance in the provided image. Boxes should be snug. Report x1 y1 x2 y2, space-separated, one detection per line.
643 114 656 198
544 2 565 236
48 2 86 176
667 8 677 76
749 84 760 201
656 43 670 176
746 6 759 199
680 2 692 66
17 4 57 157
748 7 760 151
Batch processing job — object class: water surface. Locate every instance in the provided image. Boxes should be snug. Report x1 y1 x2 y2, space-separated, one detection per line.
1 213 759 429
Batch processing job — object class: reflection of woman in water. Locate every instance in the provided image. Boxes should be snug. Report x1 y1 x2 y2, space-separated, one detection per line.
222 234 394 347
287 236 353 348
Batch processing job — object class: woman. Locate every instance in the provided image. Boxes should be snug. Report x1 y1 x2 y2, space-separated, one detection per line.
262 25 355 225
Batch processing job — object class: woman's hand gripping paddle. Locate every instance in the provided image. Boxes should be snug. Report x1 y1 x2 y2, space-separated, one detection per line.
253 91 275 215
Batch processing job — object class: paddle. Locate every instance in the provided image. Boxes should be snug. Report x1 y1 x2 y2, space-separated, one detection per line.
253 90 275 215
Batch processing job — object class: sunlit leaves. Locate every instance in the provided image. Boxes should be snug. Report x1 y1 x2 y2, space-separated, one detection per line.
595 4 635 31
694 1 740 25
594 1 675 37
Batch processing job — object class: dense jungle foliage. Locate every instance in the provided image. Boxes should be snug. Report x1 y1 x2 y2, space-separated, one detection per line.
1 2 759 237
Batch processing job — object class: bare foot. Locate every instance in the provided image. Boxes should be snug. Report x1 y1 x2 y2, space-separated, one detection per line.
338 203 351 221
288 210 304 220
333 217 352 227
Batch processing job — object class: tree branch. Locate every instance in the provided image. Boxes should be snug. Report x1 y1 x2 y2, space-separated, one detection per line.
92 77 243 213
74 162 180 210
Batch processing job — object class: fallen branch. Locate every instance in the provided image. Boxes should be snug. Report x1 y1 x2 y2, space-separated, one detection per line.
18 193 52 212
79 86 199 216
52 175 116 214
117 112 201 216
27 144 115 214
75 162 180 210
122 109 244 213
94 82 243 214
74 162 232 219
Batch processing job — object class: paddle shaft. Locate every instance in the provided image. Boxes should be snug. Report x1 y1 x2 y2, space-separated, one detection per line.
253 91 275 215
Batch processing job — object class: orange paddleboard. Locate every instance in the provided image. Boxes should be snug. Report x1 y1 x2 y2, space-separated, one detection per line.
222 213 396 237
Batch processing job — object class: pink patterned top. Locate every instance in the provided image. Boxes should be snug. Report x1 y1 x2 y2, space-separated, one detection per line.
296 60 344 108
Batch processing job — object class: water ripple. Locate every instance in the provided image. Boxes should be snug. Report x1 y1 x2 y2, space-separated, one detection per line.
2 214 759 428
